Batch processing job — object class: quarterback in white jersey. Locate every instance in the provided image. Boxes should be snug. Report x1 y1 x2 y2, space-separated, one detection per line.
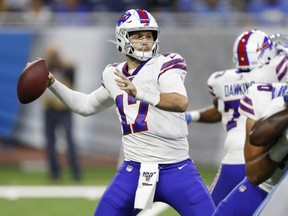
185 29 288 206
46 9 215 216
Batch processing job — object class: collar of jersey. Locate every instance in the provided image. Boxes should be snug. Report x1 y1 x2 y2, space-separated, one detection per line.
122 58 151 77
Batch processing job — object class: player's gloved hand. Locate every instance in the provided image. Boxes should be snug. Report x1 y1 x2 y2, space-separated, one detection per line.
185 112 192 124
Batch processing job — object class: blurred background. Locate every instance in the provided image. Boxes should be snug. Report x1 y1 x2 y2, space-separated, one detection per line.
1 0 288 177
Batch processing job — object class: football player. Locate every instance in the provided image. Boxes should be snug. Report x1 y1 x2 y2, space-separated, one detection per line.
185 29 288 206
212 81 288 215
45 9 215 216
247 85 288 215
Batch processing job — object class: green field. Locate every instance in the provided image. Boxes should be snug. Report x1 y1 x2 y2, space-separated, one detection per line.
0 165 216 216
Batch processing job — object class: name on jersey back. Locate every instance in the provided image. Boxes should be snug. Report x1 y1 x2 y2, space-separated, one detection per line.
224 81 255 97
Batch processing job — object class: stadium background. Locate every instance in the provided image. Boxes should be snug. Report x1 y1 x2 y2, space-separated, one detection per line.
0 0 288 169
1 12 286 168
1 1 288 215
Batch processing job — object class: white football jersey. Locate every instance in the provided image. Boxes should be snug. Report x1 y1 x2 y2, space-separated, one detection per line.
239 82 288 193
208 53 288 164
101 53 189 163
50 52 189 164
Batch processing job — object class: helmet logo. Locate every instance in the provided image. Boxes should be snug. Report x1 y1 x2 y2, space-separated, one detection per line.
256 40 271 52
117 11 131 27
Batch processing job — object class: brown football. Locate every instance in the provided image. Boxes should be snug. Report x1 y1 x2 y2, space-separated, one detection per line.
17 58 49 104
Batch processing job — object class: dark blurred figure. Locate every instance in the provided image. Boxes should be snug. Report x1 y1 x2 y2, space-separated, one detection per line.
42 43 81 182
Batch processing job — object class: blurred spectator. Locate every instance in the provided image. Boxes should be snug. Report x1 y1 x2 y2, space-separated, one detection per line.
53 0 91 12
52 0 92 25
177 0 195 12
5 0 29 11
89 0 148 12
41 43 81 182
147 0 178 12
0 0 9 23
0 0 8 11
22 0 52 27
194 0 232 13
247 0 288 26
229 0 249 11
193 0 234 26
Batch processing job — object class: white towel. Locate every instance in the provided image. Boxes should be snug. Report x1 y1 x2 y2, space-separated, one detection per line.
134 163 159 209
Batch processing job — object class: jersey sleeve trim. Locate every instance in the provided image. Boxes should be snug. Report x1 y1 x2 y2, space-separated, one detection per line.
276 54 288 81
239 95 255 115
208 85 216 96
158 58 187 81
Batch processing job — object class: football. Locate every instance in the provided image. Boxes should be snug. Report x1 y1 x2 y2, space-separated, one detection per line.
17 58 49 104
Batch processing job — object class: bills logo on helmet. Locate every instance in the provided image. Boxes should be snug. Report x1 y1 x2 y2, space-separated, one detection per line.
257 38 273 60
117 11 131 27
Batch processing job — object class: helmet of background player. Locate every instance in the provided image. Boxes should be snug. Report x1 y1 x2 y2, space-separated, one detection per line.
233 29 276 71
115 9 160 61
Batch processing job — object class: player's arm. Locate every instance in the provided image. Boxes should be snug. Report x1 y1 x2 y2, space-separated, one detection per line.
250 102 288 146
48 72 114 116
156 92 188 112
246 100 288 185
114 68 188 112
185 98 222 123
244 118 278 185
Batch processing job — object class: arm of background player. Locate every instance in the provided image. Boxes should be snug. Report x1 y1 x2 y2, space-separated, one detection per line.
244 118 278 185
185 98 222 123
250 102 288 146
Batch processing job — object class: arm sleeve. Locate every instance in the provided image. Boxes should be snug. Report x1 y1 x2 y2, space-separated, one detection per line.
49 79 114 116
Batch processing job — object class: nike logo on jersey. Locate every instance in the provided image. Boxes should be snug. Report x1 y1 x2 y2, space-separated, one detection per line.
170 54 177 59
178 164 188 170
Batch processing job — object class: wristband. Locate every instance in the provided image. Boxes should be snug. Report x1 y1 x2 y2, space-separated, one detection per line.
135 88 160 106
189 111 200 122
268 133 288 163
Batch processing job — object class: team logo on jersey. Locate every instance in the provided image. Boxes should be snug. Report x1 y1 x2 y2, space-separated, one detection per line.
238 184 247 192
117 11 131 27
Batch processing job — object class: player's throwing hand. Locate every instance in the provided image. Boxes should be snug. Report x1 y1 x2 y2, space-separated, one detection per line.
114 68 137 97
